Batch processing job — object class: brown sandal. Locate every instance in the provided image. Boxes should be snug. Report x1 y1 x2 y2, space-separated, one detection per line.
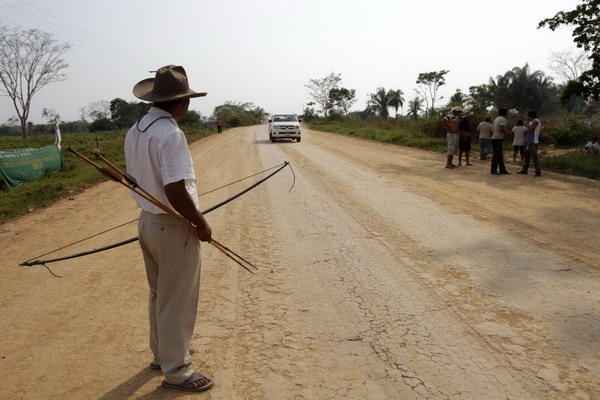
162 371 213 392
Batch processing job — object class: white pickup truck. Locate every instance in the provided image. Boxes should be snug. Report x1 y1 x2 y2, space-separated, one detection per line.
268 114 302 142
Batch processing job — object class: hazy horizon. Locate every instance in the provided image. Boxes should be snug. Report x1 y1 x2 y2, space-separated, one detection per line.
0 0 584 125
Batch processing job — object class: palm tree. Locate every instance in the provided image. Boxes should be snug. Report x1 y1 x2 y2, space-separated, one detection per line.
367 87 404 119
388 89 405 118
407 97 423 120
487 64 560 114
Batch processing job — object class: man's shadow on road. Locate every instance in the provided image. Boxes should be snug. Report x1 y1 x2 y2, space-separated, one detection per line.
98 368 204 400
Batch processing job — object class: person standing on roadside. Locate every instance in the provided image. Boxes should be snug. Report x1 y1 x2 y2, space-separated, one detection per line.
54 122 62 149
517 110 542 177
476 116 493 160
458 111 474 166
124 65 214 393
442 106 462 168
511 119 527 163
491 108 511 175
217 119 223 134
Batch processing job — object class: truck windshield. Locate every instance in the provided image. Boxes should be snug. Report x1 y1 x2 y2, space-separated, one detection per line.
273 115 297 122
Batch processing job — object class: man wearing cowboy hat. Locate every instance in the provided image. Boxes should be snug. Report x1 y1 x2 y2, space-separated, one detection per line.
124 65 213 392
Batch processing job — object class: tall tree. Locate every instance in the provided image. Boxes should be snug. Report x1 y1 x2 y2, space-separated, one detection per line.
548 49 590 112
388 89 405 118
548 49 592 83
212 101 267 127
407 95 423 120
367 87 403 119
305 72 341 116
328 87 356 116
468 85 494 111
487 64 559 114
450 89 467 105
86 100 111 121
539 0 600 100
110 98 150 129
0 25 72 137
178 110 202 127
42 108 60 126
416 70 449 117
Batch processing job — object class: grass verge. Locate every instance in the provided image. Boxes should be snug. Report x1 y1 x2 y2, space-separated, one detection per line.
0 128 212 223
539 151 600 180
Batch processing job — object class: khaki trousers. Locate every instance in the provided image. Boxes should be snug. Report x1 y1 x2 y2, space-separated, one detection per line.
138 211 201 384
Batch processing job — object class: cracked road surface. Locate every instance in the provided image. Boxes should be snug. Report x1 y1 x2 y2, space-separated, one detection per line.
0 125 599 399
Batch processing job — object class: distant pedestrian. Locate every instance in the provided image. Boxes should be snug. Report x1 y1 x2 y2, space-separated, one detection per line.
458 111 474 166
54 123 61 149
491 108 511 175
584 138 600 154
217 119 223 134
517 111 542 177
476 116 493 160
511 119 527 163
441 106 462 169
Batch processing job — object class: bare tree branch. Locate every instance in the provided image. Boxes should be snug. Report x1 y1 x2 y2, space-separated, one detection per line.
548 49 593 82
0 25 72 137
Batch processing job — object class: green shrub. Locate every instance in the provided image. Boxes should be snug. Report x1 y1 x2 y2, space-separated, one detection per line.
547 116 590 147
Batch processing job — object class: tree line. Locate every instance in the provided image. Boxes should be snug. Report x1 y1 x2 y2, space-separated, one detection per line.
304 61 597 123
302 1 599 121
0 94 268 136
1 0 598 136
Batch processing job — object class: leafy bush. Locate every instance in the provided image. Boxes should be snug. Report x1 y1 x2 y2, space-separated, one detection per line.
546 116 590 147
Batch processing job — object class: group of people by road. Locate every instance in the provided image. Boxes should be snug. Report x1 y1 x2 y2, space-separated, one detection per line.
442 106 542 177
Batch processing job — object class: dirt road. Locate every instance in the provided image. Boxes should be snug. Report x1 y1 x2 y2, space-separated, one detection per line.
1 125 599 399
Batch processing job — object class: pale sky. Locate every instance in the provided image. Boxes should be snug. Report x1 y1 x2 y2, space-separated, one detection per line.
0 0 584 124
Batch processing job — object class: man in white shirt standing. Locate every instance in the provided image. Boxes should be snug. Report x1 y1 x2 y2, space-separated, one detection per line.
476 116 493 160
124 65 214 392
491 108 511 175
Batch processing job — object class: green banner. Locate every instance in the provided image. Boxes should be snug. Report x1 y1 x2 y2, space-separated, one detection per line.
0 145 63 189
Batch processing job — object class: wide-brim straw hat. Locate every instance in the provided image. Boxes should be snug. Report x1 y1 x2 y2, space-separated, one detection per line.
133 65 206 102
462 111 473 118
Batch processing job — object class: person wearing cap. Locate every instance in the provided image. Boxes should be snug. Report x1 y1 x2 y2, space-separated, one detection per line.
441 106 463 168
458 111 474 166
490 108 511 175
124 65 214 392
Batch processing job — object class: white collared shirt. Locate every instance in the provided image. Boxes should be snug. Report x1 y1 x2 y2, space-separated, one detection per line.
492 116 507 139
124 107 199 214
